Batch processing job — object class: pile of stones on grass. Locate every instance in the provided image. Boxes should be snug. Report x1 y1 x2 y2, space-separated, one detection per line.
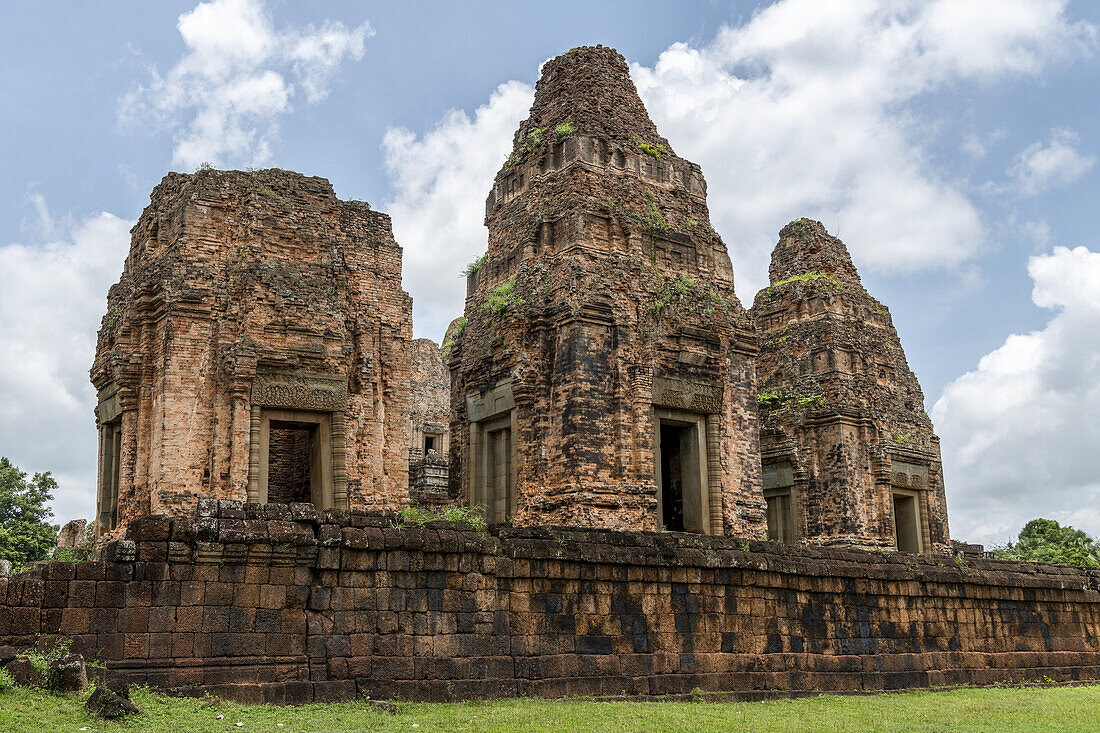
0 643 140 719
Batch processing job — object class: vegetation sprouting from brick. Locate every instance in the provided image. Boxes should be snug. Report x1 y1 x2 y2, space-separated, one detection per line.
645 273 727 320
756 389 827 410
463 253 487 278
393 503 487 533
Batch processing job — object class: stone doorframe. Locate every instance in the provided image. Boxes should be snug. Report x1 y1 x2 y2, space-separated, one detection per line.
465 379 517 521
651 376 724 535
247 371 349 509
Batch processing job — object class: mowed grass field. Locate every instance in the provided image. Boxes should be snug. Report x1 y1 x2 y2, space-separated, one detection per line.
0 683 1097 732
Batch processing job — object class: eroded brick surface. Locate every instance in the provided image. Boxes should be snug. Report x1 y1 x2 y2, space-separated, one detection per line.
448 46 764 535
749 220 950 552
90 170 412 538
0 507 1096 703
408 338 450 503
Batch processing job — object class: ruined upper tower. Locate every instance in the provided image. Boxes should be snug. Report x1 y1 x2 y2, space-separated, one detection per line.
448 46 764 535
750 220 950 553
91 169 412 537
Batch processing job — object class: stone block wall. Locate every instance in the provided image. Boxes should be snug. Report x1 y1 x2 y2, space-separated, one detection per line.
1 504 1097 703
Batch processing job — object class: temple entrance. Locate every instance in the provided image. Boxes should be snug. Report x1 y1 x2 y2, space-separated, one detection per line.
660 424 686 531
893 491 922 553
486 423 512 522
655 414 708 534
267 421 317 504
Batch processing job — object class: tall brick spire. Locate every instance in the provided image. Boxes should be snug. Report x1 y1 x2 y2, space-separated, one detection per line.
768 218 862 286
450 46 764 538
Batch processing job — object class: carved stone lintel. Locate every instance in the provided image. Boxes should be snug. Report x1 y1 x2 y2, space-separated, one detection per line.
652 376 723 414
251 372 348 412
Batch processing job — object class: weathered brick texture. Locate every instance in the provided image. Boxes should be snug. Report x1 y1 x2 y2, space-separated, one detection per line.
449 46 763 535
2 503 1096 703
90 170 412 538
749 220 950 553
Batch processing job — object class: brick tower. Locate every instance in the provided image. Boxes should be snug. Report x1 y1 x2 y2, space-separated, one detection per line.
448 46 764 535
750 219 950 553
90 169 412 537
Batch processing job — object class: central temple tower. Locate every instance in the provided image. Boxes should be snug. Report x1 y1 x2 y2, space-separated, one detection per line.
448 46 764 535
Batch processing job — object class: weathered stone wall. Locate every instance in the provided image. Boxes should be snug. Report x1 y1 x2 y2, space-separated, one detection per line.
408 339 450 503
2 505 1096 704
449 46 763 535
90 169 412 538
749 220 950 553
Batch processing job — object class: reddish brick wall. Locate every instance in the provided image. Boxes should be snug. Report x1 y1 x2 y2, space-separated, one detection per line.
1 503 1097 704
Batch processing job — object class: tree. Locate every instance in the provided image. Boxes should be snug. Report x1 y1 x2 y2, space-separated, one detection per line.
0 456 59 566
993 518 1100 567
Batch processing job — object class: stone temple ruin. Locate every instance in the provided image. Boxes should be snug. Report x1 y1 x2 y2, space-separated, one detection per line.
4 46 1093 704
749 220 951 554
447 46 763 535
91 170 412 538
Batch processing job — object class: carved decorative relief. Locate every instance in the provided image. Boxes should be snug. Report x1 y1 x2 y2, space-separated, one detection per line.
251 372 348 412
653 376 723 414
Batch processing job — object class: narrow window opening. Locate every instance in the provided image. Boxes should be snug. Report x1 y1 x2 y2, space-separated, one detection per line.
267 421 316 504
424 434 437 454
893 492 922 553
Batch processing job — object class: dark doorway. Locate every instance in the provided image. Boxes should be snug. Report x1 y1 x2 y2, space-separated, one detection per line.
660 424 686 531
268 421 316 504
893 492 921 553
424 434 437 453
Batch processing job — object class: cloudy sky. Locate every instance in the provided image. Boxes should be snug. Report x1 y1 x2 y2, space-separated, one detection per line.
2 0 1098 547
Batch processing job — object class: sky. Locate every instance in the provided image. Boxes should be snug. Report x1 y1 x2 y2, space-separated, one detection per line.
1 0 1099 547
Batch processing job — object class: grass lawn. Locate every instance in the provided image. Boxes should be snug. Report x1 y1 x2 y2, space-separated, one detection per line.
0 683 1097 732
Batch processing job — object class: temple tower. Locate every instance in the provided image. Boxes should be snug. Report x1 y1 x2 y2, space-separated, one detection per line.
90 169 412 537
749 219 950 553
447 46 764 535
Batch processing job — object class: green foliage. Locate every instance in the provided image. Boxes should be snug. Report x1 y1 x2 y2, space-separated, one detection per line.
395 503 487 533
463 253 488 278
0 668 12 693
992 519 1100 567
768 271 843 294
757 390 783 409
633 134 669 160
894 432 912 445
756 390 826 411
482 277 524 317
0 457 59 567
105 306 122 328
554 121 575 137
441 317 467 359
641 192 666 234
25 637 72 690
2 683 1100 731
196 161 215 172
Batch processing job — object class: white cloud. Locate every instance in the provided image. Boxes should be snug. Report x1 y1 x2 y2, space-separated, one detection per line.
933 245 1100 545
632 0 1094 297
1007 127 1095 196
121 0 372 170
962 128 1008 160
0 198 134 525
382 81 534 341
385 0 1093 333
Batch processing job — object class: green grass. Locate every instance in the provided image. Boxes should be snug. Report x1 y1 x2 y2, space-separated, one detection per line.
0 684 1097 732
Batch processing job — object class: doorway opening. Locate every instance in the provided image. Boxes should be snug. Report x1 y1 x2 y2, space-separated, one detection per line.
267 421 317 504
485 423 512 522
655 415 708 533
660 424 686 531
893 491 922 553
